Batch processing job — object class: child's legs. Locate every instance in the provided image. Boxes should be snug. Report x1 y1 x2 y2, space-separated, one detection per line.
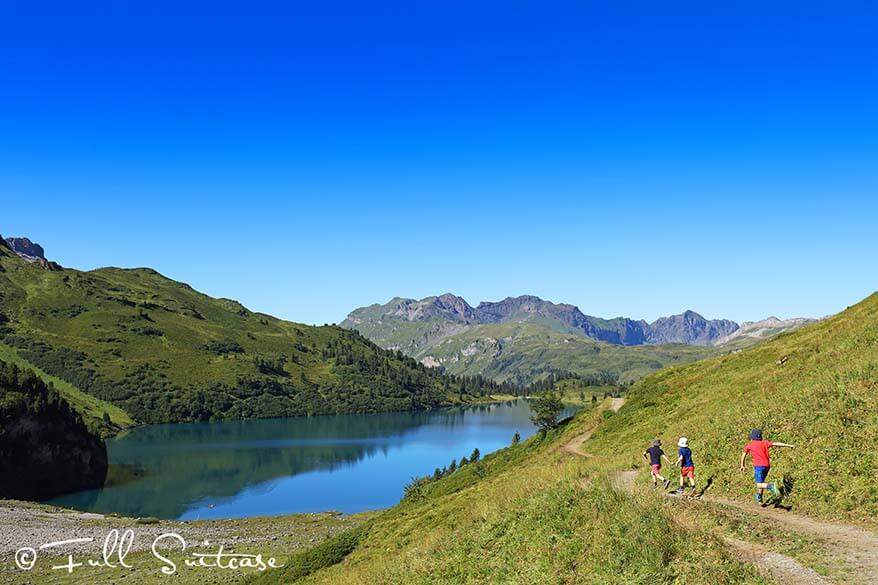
754 466 771 490
681 467 695 488
650 464 663 482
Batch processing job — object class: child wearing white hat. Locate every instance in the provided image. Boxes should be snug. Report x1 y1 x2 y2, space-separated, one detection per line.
675 437 696 495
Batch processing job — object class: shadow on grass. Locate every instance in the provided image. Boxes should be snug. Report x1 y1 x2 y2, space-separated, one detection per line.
769 474 795 511
696 476 714 497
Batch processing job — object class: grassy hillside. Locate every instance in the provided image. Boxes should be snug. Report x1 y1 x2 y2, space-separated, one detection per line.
247 405 768 585
588 292 878 523
243 293 876 584
417 322 716 385
0 245 509 425
0 340 133 431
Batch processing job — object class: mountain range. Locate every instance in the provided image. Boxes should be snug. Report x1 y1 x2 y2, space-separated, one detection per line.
345 293 743 347
342 294 813 384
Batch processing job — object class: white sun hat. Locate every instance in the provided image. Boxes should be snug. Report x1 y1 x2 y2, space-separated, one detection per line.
678 437 689 448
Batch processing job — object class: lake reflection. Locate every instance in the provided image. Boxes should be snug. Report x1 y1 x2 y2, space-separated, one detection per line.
50 400 574 519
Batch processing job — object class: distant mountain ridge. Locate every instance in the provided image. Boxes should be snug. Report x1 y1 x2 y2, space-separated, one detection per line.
716 316 816 346
344 293 743 348
342 294 815 385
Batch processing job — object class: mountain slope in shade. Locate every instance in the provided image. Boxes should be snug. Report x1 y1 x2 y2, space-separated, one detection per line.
0 358 108 500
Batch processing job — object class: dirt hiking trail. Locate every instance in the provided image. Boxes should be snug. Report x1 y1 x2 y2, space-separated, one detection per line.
563 397 878 585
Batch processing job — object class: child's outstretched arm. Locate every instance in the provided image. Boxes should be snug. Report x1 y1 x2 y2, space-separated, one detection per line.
772 442 795 448
739 450 747 472
662 453 675 466
676 454 683 467
642 451 649 462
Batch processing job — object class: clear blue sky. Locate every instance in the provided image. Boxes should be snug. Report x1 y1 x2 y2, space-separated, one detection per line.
2 1 876 324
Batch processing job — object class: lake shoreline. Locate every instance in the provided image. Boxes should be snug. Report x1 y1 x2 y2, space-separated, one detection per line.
47 399 560 521
103 392 525 439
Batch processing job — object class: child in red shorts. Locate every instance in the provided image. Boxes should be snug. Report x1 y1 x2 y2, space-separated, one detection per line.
643 438 673 489
675 437 696 495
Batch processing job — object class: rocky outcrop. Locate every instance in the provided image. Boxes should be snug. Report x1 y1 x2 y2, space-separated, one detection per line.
716 317 814 345
386 294 479 323
5 237 45 262
0 360 108 500
3 236 62 270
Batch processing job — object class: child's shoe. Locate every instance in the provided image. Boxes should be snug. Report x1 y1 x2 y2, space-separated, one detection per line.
663 479 671 489
755 492 763 503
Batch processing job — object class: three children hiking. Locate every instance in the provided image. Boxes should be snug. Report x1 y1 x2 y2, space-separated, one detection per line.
643 428 794 503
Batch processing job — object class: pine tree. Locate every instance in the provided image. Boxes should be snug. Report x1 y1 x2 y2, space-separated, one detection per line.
529 390 564 434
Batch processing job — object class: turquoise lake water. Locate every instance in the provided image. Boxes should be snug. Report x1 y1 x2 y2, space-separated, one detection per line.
49 400 574 519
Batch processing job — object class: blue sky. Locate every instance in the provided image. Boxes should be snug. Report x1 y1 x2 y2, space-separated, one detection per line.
2 1 876 324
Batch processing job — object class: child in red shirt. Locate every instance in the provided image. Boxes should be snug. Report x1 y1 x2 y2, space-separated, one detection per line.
739 428 794 503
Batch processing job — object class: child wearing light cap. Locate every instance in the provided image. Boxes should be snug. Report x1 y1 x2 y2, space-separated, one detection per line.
675 437 696 495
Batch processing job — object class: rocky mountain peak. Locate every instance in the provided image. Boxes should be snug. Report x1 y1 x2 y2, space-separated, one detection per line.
5 237 45 261
343 293 797 350
3 236 61 270
716 316 815 345
432 293 477 321
646 311 739 346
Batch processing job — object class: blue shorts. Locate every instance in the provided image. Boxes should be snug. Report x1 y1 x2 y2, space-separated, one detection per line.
754 466 770 484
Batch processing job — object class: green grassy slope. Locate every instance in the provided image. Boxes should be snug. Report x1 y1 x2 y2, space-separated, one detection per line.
248 405 768 585
247 293 876 584
417 322 716 384
588 292 878 523
0 246 507 425
0 341 133 430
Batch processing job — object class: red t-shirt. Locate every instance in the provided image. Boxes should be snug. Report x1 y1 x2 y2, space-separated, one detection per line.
744 440 774 467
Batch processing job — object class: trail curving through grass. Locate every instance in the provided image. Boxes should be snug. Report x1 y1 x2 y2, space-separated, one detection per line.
563 397 878 585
